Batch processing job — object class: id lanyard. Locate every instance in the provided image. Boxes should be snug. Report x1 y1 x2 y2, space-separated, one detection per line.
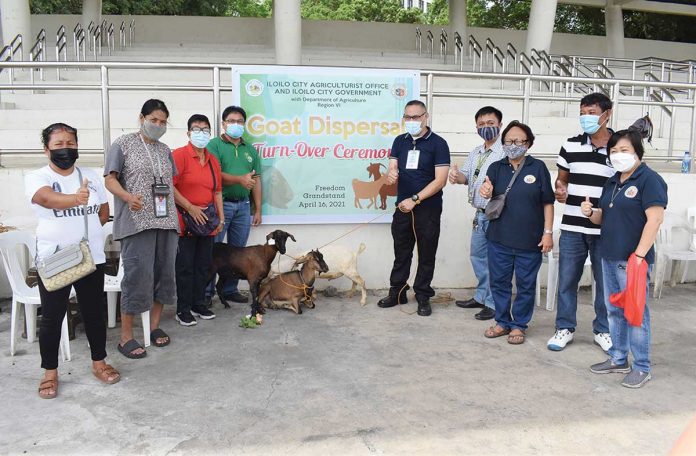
468 149 492 203
140 135 170 218
406 137 420 170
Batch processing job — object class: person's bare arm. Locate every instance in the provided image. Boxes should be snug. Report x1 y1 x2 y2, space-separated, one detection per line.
251 178 262 226
538 203 554 253
635 206 664 260
98 203 109 225
31 186 87 209
105 172 143 211
555 169 570 203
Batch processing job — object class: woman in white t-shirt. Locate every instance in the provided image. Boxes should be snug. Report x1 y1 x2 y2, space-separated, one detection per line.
25 123 120 399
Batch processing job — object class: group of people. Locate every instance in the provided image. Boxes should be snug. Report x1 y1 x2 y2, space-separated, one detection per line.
25 99 262 398
379 93 667 389
23 92 666 399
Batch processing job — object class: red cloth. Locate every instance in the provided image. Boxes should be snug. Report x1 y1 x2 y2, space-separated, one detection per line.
609 253 649 327
172 143 222 236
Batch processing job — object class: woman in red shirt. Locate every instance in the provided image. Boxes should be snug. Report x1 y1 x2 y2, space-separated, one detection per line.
172 114 224 325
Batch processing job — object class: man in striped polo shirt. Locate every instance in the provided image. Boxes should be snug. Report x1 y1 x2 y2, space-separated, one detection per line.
547 93 615 352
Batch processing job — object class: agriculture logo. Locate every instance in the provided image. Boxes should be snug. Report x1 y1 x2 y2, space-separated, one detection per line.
245 79 264 97
391 84 407 99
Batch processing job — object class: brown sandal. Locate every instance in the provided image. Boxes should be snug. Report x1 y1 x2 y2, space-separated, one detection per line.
38 378 58 399
484 325 511 338
93 364 121 385
507 330 526 345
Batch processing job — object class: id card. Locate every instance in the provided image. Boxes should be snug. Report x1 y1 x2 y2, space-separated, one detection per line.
406 149 420 169
152 183 170 218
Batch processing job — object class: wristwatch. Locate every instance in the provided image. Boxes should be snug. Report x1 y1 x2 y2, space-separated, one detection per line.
543 229 553 235
411 194 421 204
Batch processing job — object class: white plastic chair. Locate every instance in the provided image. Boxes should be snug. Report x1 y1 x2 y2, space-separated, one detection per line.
0 246 70 361
103 223 151 347
654 211 696 299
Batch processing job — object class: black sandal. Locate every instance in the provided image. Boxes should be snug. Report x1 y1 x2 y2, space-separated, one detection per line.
117 339 147 359
150 328 170 347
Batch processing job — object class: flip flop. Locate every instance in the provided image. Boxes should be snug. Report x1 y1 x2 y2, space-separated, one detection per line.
118 339 147 359
484 325 511 338
507 330 526 345
150 328 170 347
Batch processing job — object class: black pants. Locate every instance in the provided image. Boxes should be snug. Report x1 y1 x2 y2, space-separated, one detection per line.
176 235 214 313
37 264 107 370
389 204 442 300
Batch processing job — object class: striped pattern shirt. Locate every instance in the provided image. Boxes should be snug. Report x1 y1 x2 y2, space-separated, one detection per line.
557 133 615 235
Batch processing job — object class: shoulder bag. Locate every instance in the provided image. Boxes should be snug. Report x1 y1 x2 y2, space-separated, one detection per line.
485 157 526 221
178 159 220 236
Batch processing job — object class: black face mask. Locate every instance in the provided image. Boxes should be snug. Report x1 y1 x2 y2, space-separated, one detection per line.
49 148 79 170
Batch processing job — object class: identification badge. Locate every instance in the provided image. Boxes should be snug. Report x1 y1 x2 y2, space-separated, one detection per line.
152 183 170 218
406 149 420 169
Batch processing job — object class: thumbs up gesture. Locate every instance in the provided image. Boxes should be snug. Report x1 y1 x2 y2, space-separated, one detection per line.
75 178 90 205
479 175 493 199
241 170 256 190
449 164 465 185
580 196 594 217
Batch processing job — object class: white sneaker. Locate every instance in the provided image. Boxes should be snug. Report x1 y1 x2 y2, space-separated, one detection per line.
594 332 612 352
547 329 574 351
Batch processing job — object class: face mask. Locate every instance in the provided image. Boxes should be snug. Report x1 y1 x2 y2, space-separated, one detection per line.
579 114 607 135
609 152 637 172
142 120 167 141
190 131 211 149
226 123 244 139
405 121 422 137
50 148 79 170
503 144 527 160
477 126 500 142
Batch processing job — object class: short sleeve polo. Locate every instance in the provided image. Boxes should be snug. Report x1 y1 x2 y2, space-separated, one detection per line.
207 136 260 201
598 163 668 264
485 155 555 251
389 129 450 208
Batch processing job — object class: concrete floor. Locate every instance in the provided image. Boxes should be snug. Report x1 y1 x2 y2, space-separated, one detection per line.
1 284 695 456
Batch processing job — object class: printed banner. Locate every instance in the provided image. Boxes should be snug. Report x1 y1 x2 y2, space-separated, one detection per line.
232 65 420 224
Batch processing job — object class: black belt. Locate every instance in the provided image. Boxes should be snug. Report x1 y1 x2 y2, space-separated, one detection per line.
224 197 248 203
476 208 485 213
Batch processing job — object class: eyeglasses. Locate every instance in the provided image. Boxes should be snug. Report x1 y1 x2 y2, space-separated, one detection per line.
190 127 211 134
503 139 528 146
224 119 245 125
403 112 426 121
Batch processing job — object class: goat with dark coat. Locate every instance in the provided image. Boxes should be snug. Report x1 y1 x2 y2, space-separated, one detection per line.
209 230 296 317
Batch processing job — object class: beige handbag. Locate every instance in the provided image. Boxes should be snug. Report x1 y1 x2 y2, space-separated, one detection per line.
36 168 97 292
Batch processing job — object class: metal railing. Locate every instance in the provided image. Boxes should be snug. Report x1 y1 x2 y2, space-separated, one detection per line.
106 23 115 56
506 43 517 73
0 34 23 83
468 35 482 72
0 61 693 171
55 25 67 79
426 30 434 59
454 32 463 69
439 29 448 64
645 72 678 155
129 19 135 47
415 27 422 55
92 25 102 60
29 29 46 83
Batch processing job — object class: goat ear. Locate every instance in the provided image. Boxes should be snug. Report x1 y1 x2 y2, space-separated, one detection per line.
289 234 296 242
266 232 273 241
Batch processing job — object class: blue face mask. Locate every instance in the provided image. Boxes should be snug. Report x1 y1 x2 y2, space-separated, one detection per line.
405 121 423 137
190 131 211 149
226 123 244 139
579 114 606 135
477 126 500 142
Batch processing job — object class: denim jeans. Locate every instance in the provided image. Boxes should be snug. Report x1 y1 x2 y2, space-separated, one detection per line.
487 240 542 331
470 211 494 309
207 199 251 297
603 259 652 373
556 231 609 334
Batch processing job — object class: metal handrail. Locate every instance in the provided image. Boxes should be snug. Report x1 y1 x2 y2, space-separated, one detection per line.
129 19 135 47
519 52 534 75
645 72 677 155
468 35 483 72
100 19 107 47
74 24 86 61
468 35 481 58
506 43 517 73
55 25 67 79
439 29 447 64
120 21 127 50
415 27 422 55
10 34 23 62
492 45 505 73
484 37 495 67
29 29 46 83
107 23 115 56
0 61 694 169
426 30 434 59
92 27 102 60
0 34 23 82
454 32 463 69
87 21 96 51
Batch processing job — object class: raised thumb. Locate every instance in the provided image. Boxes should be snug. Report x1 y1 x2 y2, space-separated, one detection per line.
81 178 89 189
585 196 590 203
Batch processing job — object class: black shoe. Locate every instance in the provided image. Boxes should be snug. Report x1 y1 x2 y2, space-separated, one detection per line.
417 299 432 316
191 306 216 320
223 292 249 303
377 290 409 308
474 307 495 320
455 298 485 309
175 311 197 326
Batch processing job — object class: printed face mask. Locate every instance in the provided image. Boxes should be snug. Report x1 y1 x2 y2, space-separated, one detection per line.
477 126 500 142
226 123 244 139
142 120 167 141
50 148 79 170
190 131 211 149
609 152 637 172
503 144 527 160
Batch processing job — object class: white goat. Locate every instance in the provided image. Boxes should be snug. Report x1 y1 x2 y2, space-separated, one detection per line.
272 243 368 306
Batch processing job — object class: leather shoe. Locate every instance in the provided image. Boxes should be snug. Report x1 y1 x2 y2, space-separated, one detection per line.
455 298 485 309
417 299 432 316
474 307 495 320
378 292 408 308
223 292 249 304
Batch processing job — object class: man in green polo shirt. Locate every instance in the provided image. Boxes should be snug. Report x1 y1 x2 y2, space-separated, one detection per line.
207 105 262 303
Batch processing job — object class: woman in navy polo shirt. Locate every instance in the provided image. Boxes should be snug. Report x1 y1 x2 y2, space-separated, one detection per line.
581 129 667 388
480 121 555 345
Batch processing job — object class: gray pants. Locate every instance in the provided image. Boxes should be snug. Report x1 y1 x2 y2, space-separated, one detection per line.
120 229 178 314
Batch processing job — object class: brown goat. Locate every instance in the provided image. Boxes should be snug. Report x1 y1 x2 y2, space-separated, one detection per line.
258 250 329 314
209 230 296 317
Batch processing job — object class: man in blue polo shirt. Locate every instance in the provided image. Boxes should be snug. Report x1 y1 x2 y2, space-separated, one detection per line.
377 100 450 317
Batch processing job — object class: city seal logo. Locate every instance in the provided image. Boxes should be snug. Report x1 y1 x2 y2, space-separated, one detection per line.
524 175 536 184
624 186 638 198
391 85 407 99
245 79 264 97
246 153 253 163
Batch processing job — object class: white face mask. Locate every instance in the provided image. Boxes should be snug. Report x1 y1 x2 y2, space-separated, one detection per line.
610 152 637 172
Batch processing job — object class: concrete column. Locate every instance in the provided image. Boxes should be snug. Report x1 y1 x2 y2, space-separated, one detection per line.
449 0 467 54
81 0 102 29
525 0 558 54
273 0 301 65
605 0 625 58
0 0 31 53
